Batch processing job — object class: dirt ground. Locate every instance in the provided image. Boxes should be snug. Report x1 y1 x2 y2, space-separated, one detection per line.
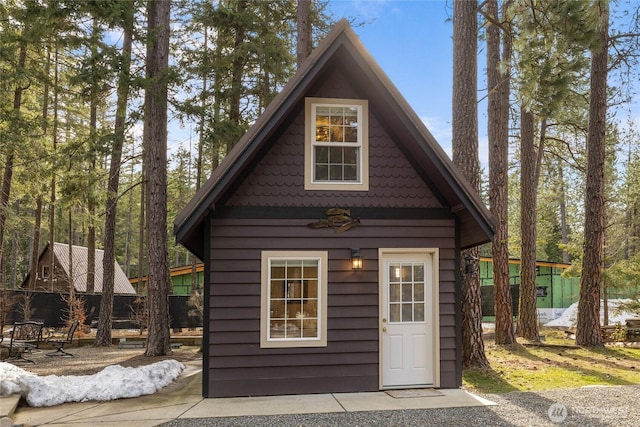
3 328 203 377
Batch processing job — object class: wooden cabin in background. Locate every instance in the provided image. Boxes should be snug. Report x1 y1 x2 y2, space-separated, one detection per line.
21 242 136 295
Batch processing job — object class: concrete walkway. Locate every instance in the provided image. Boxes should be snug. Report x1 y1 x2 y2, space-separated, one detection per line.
4 361 495 426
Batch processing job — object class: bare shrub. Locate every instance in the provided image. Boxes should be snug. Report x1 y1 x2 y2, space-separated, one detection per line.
60 293 88 336
187 291 203 324
129 296 148 335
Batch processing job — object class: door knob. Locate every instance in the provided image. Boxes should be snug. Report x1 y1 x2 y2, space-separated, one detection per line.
382 327 387 332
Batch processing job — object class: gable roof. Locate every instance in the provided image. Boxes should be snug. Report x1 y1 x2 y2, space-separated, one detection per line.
175 19 495 254
23 242 136 294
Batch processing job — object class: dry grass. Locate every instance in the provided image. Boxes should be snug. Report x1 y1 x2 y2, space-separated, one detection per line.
464 328 640 394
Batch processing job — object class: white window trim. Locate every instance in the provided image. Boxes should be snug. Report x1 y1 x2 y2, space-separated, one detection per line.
260 251 328 348
304 97 369 191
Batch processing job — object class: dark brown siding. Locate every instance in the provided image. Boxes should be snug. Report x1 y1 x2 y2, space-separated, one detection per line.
206 217 457 397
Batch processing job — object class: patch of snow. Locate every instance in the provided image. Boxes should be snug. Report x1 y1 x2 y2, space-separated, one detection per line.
0 359 184 407
544 299 637 328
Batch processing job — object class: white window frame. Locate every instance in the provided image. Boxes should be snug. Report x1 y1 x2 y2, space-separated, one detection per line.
304 97 369 191
260 251 328 348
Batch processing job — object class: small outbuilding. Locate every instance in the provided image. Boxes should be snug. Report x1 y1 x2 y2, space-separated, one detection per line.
174 20 494 398
21 242 136 295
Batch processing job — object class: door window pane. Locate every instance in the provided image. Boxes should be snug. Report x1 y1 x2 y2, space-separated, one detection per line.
389 263 401 282
388 261 428 323
390 303 400 322
401 265 412 281
402 283 412 302
389 283 400 302
402 303 413 321
415 303 425 322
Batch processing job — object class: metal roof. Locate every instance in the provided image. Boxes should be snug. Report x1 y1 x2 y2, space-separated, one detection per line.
52 242 136 294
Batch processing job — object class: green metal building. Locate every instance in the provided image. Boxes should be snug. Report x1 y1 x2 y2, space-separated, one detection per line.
131 263 205 296
479 257 581 323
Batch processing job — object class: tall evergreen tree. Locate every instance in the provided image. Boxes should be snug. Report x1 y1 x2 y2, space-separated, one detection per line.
0 39 27 290
512 0 596 340
577 0 609 347
486 0 516 345
95 0 135 347
452 0 488 368
518 107 543 341
144 0 172 356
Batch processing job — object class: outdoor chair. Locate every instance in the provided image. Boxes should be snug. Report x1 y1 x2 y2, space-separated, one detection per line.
46 320 80 357
0 320 45 364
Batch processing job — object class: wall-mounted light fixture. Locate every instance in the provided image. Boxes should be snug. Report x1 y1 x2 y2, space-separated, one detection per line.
351 248 363 270
464 254 479 275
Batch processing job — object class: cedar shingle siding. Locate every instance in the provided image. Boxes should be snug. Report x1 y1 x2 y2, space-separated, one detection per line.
227 69 442 210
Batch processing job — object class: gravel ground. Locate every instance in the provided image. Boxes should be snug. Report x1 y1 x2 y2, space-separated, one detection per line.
9 344 638 426
159 385 640 427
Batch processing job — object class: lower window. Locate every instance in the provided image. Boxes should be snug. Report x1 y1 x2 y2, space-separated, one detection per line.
260 251 328 348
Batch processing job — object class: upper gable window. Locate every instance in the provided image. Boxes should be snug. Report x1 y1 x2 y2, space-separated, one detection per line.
305 98 369 191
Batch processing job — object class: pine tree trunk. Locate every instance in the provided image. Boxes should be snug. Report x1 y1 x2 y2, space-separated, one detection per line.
29 197 43 290
0 42 27 289
453 0 488 368
95 7 133 347
0 152 14 289
30 41 50 293
10 230 18 288
576 0 608 348
124 159 135 277
49 45 60 293
68 226 74 305
518 108 540 341
559 165 571 264
137 172 145 292
197 27 208 189
144 0 172 357
87 221 96 293
228 0 247 153
486 0 515 345
296 0 312 67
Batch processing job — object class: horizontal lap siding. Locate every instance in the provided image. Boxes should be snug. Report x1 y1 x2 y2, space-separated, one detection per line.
207 217 457 397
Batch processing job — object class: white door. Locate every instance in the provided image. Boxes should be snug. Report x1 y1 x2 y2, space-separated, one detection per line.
380 249 439 388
